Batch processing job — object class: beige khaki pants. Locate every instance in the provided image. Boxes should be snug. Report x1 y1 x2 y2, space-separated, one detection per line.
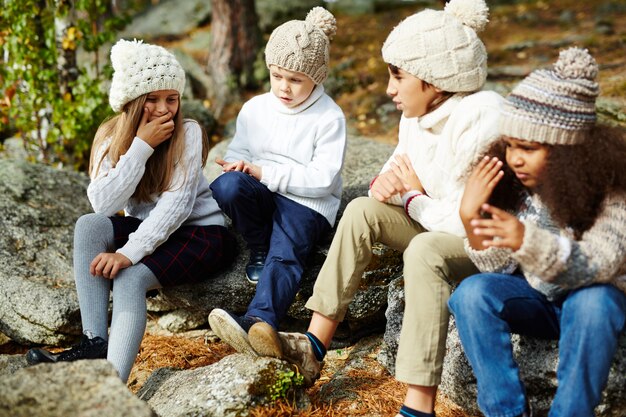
306 196 478 386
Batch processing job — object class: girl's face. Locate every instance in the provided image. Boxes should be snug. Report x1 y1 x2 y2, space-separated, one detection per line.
144 89 180 121
504 137 550 190
269 65 316 108
386 66 441 118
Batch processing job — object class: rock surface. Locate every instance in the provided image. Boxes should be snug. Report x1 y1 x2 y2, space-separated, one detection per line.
138 354 303 417
0 359 156 417
0 159 90 345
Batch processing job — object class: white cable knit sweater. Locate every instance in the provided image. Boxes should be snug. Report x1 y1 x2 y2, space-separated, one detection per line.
88 120 225 264
372 90 504 236
223 84 347 226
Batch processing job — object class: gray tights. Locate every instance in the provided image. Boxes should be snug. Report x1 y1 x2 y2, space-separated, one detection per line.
73 213 161 383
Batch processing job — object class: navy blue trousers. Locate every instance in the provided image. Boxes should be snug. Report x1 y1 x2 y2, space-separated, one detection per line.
210 171 331 328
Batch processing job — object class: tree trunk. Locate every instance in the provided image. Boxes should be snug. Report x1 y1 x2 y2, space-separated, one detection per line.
208 0 260 118
55 0 79 97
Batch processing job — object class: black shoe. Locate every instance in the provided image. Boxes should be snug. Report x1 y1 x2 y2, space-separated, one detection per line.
245 250 267 285
26 335 108 365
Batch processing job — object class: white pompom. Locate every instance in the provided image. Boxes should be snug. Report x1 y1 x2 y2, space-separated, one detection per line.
445 0 489 33
305 6 337 40
554 47 598 81
110 39 143 70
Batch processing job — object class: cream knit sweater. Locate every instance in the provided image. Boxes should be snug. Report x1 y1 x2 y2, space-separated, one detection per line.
372 90 504 237
88 120 225 264
223 84 347 226
465 192 626 299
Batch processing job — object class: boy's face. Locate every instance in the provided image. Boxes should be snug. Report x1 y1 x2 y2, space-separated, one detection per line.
504 136 550 190
269 65 316 108
386 66 441 118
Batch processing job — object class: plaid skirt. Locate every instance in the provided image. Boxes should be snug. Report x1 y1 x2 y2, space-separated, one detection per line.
109 216 237 287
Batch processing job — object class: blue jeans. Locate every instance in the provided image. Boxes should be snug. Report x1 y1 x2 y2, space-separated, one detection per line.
448 273 626 417
210 171 330 328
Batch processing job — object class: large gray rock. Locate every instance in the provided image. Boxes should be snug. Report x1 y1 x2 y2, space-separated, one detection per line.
0 358 155 417
0 353 28 379
376 275 404 373
121 0 212 40
441 318 626 416
0 159 90 344
138 354 303 417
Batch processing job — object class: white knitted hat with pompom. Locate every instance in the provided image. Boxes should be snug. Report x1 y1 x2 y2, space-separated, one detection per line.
109 39 185 112
500 47 599 145
382 0 489 92
264 7 336 84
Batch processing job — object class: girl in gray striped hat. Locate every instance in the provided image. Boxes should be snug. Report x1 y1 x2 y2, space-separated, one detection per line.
450 47 626 417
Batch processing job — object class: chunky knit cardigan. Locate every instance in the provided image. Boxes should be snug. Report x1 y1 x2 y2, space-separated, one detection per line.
465 192 626 300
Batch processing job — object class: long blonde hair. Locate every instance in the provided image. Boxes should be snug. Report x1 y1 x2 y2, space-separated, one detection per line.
90 94 209 203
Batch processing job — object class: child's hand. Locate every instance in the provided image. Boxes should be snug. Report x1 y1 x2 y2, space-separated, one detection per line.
215 157 245 172
470 204 525 251
390 154 424 193
137 108 175 148
460 156 504 222
90 252 132 279
370 170 405 202
243 162 262 181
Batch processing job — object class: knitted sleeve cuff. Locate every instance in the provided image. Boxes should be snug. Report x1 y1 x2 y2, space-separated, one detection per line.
116 243 147 265
402 191 424 216
512 220 563 280
463 238 517 273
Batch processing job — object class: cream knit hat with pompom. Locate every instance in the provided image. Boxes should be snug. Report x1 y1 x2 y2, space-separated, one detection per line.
109 39 186 112
500 47 599 145
382 0 490 92
265 7 337 84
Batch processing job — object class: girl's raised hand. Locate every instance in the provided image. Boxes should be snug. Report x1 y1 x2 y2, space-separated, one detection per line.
90 252 132 279
137 108 175 148
390 154 424 193
460 156 504 222
470 204 525 251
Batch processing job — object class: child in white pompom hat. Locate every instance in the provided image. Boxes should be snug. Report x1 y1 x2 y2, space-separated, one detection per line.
26 39 236 382
208 7 347 357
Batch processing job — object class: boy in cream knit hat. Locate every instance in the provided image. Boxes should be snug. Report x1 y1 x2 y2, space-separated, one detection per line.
247 1 504 416
208 8 347 356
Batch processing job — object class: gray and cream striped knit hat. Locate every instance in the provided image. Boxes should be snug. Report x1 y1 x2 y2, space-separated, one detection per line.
500 47 599 145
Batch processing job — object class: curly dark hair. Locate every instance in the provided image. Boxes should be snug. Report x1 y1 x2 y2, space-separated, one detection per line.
483 124 626 238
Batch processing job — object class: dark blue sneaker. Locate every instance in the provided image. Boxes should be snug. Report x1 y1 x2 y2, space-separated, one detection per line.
245 250 267 285
208 308 262 355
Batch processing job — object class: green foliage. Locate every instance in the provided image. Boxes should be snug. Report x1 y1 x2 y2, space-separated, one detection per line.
0 0 128 170
267 368 304 402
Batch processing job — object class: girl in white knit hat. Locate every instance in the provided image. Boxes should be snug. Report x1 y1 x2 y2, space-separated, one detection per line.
26 39 236 383
450 47 626 417
246 0 503 415
207 7 347 357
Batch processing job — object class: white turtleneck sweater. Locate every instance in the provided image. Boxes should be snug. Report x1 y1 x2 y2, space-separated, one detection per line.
371 91 504 237
88 120 225 264
223 84 347 226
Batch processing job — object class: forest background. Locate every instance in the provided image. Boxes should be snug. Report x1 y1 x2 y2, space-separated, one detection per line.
0 0 625 416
